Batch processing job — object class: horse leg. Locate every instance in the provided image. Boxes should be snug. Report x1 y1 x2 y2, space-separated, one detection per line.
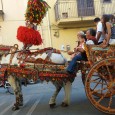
61 81 72 107
8 75 23 111
49 82 62 108
16 80 23 106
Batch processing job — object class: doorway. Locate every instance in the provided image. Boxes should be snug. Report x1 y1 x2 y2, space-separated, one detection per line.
77 0 95 17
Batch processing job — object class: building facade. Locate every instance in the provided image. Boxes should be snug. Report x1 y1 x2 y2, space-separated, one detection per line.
0 0 115 59
47 0 115 59
0 0 52 49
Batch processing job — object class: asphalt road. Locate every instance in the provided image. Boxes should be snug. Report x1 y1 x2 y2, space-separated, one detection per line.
0 73 107 115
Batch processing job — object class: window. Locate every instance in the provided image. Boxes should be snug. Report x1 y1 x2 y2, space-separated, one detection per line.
103 0 111 3
86 0 94 7
62 12 68 18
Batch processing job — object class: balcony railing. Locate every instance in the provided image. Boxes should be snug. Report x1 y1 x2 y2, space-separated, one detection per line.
54 0 115 21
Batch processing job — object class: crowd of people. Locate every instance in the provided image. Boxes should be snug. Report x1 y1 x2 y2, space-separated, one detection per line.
67 14 115 74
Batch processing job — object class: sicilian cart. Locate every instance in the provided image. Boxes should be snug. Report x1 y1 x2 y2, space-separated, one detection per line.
0 43 115 114
1 0 114 113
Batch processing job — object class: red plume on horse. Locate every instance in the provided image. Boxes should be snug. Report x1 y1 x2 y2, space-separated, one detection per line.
17 25 42 46
16 0 50 49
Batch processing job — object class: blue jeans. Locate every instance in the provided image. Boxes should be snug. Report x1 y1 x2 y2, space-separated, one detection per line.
67 53 87 73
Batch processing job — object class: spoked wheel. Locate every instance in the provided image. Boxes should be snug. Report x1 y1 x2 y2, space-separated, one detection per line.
85 57 115 114
81 65 103 98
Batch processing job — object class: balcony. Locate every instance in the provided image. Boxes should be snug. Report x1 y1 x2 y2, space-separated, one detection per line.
54 0 115 28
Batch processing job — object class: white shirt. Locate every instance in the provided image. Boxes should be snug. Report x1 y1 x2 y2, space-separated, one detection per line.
82 40 94 49
96 21 105 43
86 40 94 45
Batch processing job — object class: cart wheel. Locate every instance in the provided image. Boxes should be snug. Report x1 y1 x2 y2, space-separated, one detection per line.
81 68 103 98
85 57 115 114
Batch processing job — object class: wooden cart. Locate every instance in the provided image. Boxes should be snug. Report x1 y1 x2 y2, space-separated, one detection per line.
83 44 115 114
0 44 115 114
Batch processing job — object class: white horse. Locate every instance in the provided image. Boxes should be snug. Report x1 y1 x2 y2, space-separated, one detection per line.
0 45 75 110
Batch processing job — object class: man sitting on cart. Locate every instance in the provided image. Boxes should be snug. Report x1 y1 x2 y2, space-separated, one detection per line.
67 28 98 74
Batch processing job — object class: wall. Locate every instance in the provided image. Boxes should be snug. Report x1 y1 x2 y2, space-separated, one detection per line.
0 0 51 49
0 0 27 48
47 0 90 60
0 0 2 10
94 0 115 16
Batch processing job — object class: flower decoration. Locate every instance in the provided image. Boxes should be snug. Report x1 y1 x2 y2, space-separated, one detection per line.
25 0 50 25
16 0 50 46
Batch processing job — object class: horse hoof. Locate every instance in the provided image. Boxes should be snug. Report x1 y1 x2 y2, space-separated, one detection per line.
61 102 68 107
49 103 56 108
12 106 19 111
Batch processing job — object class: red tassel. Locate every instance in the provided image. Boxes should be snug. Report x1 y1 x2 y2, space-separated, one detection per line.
17 26 42 45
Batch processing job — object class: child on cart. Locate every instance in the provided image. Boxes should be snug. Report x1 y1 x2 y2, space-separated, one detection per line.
68 31 86 60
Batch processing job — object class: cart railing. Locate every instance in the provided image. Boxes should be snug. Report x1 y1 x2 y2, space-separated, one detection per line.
84 44 115 66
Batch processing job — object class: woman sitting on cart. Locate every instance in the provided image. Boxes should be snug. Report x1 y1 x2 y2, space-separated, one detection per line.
67 28 98 74
101 14 115 48
68 31 86 60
